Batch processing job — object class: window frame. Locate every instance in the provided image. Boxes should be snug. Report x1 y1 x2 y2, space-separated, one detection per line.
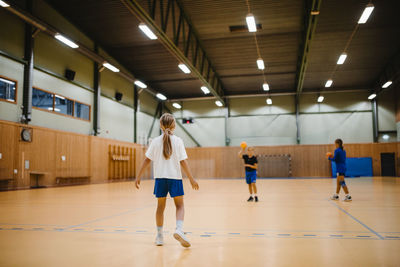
32 87 91 122
74 99 91 122
0 75 18 104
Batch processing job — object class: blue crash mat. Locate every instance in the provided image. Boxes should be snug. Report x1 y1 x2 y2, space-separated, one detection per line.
331 157 373 177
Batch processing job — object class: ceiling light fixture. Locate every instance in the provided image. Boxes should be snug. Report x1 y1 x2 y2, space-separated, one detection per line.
317 96 324 103
262 83 269 91
200 86 210 94
134 80 147 88
0 77 15 85
178 63 191 74
156 93 167 101
138 23 157 40
358 3 374 24
337 53 347 65
246 13 257 32
256 58 265 70
172 103 182 109
382 81 392 88
215 100 223 107
54 34 79 49
0 1 10 7
368 93 376 100
266 98 272 105
325 79 333 87
103 62 120 72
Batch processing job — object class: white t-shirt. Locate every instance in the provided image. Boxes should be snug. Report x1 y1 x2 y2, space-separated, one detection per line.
145 134 188 180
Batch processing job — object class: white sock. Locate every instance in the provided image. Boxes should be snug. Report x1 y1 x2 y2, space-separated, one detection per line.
176 220 184 231
333 193 338 196
346 194 350 197
157 226 163 236
250 194 254 197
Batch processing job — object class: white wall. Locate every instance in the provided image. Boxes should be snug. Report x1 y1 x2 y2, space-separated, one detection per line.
298 92 374 144
377 89 397 131
0 56 24 122
299 112 373 144
98 97 133 142
397 122 400 141
163 91 398 147
229 115 297 146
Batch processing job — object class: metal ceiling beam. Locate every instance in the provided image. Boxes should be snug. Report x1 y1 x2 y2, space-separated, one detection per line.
120 0 225 105
167 88 368 102
3 1 158 97
295 0 322 95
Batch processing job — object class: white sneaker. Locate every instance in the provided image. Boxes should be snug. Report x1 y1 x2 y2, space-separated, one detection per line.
173 229 191 247
344 195 352 202
155 235 163 246
331 194 339 200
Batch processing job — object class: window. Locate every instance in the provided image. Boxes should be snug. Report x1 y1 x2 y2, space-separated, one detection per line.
32 88 54 110
32 87 90 121
0 76 17 103
54 95 73 116
75 101 90 121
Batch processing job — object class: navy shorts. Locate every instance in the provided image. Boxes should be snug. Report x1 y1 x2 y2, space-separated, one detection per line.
245 170 257 184
337 172 345 177
154 178 184 198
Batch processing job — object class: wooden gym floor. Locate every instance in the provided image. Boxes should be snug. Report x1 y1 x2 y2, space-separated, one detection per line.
0 177 399 267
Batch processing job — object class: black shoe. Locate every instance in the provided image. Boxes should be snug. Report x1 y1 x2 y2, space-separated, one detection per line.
255 196 258 202
247 196 254 202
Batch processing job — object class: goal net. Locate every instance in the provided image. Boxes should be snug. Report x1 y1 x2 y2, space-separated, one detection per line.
257 154 292 178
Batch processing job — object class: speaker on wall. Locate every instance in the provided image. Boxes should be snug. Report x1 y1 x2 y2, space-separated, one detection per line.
115 92 123 101
65 69 76 81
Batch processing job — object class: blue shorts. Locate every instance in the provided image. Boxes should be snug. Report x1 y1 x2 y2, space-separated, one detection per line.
154 178 184 198
245 171 257 184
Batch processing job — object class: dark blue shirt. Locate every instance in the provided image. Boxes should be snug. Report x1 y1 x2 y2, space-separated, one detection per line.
329 148 346 173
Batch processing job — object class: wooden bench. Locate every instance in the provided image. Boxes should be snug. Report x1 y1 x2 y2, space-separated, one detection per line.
30 171 48 188
56 176 91 186
0 179 14 191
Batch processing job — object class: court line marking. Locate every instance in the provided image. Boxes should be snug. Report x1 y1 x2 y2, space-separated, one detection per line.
0 227 384 240
329 201 384 240
63 204 153 230
0 223 376 234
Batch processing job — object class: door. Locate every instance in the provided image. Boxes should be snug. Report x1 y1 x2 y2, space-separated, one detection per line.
381 153 396 176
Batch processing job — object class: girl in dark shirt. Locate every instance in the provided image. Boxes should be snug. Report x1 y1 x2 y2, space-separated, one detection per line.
238 146 259 202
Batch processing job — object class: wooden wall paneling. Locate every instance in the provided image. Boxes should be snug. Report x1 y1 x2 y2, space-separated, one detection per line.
112 145 116 179
91 137 108 183
107 144 111 180
68 134 89 177
123 146 126 179
19 127 57 187
186 143 399 179
129 147 133 178
117 145 121 179
1 120 398 190
0 123 16 180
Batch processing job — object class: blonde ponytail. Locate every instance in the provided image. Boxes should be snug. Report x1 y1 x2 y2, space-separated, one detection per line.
160 113 176 159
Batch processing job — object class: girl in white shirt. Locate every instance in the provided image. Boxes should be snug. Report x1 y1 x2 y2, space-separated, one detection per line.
135 113 199 247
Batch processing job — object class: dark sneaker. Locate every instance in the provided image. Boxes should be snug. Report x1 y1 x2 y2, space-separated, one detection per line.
344 195 352 202
247 196 254 202
255 196 258 202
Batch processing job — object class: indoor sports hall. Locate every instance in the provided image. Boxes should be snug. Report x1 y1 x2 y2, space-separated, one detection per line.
0 0 399 266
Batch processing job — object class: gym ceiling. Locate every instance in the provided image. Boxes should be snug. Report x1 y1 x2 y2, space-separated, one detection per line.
10 0 400 102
